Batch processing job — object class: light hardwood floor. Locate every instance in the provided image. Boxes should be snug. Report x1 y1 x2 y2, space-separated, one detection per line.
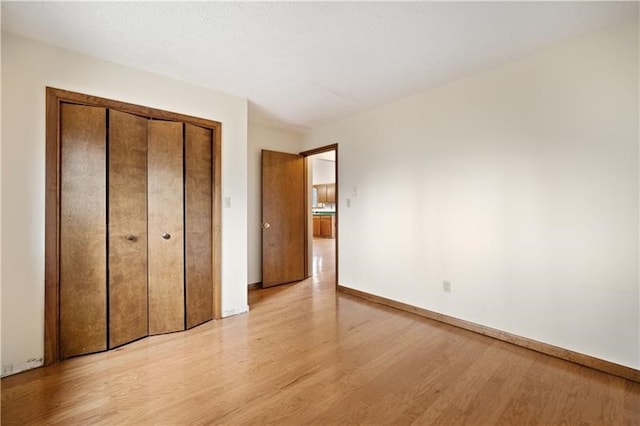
2 237 639 425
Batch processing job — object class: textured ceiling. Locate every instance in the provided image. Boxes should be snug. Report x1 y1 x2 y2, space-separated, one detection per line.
2 2 637 131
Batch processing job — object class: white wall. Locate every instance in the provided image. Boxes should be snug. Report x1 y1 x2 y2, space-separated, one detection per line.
1 33 249 376
312 158 335 185
247 123 303 284
303 21 640 369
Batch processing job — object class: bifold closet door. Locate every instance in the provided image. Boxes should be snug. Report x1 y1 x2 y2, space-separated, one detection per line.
108 110 149 348
147 120 185 335
185 124 213 328
60 103 107 358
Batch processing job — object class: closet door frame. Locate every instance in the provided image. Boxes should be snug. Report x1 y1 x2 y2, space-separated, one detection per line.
45 87 222 365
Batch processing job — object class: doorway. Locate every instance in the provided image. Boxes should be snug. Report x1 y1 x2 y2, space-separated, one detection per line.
258 144 337 290
302 145 338 287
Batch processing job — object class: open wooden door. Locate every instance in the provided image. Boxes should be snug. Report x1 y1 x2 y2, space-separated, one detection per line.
261 150 306 287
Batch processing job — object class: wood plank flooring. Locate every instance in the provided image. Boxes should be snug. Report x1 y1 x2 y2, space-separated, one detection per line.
2 238 639 425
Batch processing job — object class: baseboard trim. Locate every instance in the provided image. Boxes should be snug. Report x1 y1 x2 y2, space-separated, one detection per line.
248 282 262 290
337 285 640 383
221 305 249 318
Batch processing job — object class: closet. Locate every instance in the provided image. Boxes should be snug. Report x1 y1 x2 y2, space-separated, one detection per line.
58 103 213 359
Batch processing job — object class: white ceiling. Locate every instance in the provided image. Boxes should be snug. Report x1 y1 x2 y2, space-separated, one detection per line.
2 2 637 131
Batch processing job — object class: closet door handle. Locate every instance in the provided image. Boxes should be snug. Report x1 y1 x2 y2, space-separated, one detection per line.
125 234 136 241
161 233 171 240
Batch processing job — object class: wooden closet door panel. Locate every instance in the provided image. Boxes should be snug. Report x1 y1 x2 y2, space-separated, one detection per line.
147 120 185 334
185 124 213 329
108 110 148 348
60 103 107 358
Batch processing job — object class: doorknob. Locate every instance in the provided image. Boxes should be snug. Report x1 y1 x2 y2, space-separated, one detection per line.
125 234 136 241
162 233 171 240
262 222 271 229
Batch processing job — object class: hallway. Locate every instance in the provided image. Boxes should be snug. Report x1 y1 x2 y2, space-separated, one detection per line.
248 237 335 306
311 237 336 287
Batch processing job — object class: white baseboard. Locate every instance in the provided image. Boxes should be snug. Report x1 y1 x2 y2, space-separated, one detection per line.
222 305 249 318
2 356 44 378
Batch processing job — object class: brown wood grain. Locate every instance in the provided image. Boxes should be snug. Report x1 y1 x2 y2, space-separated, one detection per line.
147 120 185 335
185 123 213 329
337 285 640 383
3 239 638 425
108 109 149 348
46 87 220 130
247 282 263 290
326 183 336 203
320 215 334 239
261 150 306 287
213 125 222 319
44 89 60 364
59 103 108 359
299 143 338 157
312 216 320 237
45 87 223 364
316 184 328 203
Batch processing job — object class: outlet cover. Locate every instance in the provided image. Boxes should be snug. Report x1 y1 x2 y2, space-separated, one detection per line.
442 281 451 293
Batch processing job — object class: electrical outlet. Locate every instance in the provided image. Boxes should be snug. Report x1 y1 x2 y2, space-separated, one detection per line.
442 281 451 293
